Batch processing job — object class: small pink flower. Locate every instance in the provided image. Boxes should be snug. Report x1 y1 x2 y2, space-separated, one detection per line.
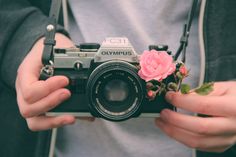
147 90 156 100
179 65 188 76
147 90 154 97
138 50 176 82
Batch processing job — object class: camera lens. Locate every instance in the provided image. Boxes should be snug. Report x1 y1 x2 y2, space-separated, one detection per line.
103 79 129 102
87 61 144 121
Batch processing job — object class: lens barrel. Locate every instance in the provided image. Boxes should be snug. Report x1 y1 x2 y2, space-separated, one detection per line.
87 61 144 121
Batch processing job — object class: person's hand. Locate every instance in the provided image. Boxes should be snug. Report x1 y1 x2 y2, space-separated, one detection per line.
16 33 76 131
155 81 236 152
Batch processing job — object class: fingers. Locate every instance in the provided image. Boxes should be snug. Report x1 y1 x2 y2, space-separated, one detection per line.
17 76 69 104
155 118 235 152
159 109 236 136
17 87 71 118
157 81 236 152
15 34 77 131
26 115 76 131
165 92 236 116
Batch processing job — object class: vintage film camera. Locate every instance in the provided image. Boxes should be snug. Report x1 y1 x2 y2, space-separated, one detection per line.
45 37 173 121
42 0 198 121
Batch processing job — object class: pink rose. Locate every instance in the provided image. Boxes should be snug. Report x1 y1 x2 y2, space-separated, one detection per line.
138 50 176 82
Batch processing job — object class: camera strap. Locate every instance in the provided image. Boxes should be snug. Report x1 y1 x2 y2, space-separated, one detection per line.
174 0 199 63
40 0 61 79
40 0 198 77
42 0 61 65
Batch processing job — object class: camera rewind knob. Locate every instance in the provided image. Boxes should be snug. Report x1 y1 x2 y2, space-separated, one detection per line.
149 45 168 51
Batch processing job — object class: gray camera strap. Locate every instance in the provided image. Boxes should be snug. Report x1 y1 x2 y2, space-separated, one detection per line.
40 0 198 79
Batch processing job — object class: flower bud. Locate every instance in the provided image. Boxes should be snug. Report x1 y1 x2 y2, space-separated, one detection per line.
176 72 183 80
167 82 178 91
179 65 188 77
147 90 156 100
146 82 154 90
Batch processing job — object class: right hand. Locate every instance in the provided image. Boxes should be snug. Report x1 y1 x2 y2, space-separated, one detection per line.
15 33 76 131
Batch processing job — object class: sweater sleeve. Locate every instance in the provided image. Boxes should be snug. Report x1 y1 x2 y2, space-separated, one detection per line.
0 0 68 89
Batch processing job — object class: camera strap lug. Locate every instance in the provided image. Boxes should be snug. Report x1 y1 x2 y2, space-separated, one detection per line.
174 0 199 62
40 61 54 80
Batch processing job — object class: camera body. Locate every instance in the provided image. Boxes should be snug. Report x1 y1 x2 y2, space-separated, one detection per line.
47 37 173 121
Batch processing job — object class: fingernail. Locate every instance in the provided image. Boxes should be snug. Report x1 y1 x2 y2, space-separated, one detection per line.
59 77 69 87
62 117 76 125
60 92 70 101
165 91 174 103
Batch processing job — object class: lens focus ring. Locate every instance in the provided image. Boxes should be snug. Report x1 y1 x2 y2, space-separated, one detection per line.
86 61 144 121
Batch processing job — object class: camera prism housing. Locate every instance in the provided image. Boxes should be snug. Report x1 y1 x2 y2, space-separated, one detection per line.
47 37 174 121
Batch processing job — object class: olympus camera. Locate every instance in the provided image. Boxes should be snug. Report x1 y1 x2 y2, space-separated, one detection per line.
47 37 173 121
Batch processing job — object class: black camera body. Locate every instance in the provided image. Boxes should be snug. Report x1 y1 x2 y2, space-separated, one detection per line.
47 37 173 121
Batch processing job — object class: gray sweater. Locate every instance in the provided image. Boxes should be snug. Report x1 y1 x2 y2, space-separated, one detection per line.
54 1 198 157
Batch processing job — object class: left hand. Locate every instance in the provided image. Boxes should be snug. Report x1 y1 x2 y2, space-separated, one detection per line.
155 81 236 152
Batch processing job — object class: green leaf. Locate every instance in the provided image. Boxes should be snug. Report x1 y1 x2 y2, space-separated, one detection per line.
194 82 214 95
180 84 191 94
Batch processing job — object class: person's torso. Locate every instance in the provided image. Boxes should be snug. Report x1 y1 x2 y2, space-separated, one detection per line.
54 1 200 157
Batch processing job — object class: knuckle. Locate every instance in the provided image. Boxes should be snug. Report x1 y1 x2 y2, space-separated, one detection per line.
22 90 34 103
20 108 31 118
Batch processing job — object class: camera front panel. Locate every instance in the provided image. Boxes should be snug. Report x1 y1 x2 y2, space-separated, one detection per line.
47 61 174 120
